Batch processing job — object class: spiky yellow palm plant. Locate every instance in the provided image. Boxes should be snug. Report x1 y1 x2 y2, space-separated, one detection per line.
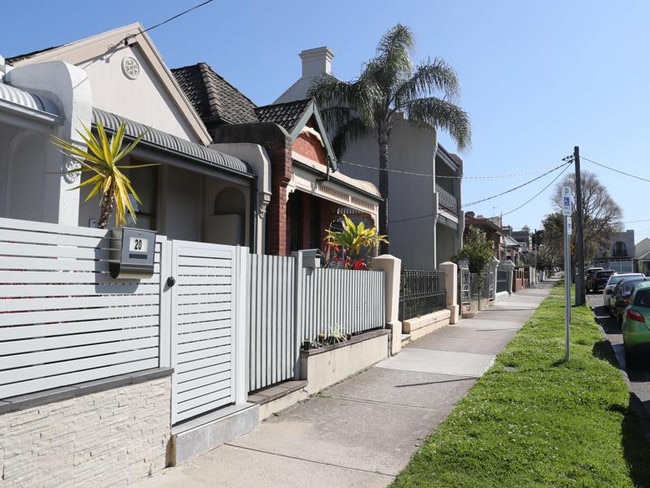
324 215 388 268
52 121 155 229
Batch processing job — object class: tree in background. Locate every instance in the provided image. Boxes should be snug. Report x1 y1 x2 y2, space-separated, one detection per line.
52 121 153 229
452 226 494 274
538 215 564 269
548 170 622 265
309 23 471 252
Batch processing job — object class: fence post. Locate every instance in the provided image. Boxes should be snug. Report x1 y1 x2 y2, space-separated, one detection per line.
439 261 459 324
233 246 250 404
372 254 402 355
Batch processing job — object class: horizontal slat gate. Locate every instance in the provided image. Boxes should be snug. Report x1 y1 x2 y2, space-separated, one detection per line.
248 254 295 392
0 217 163 399
171 240 236 424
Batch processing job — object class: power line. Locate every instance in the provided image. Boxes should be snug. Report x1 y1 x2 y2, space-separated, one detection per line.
389 160 571 225
120 0 214 45
462 161 571 207
500 160 572 217
337 159 572 180
582 155 650 184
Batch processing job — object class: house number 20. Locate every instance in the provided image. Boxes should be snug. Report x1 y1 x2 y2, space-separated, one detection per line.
129 237 148 253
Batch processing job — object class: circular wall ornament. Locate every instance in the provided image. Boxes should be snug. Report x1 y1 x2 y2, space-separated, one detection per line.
121 56 140 80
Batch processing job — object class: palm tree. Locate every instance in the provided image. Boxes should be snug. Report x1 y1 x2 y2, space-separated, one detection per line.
52 121 154 229
309 23 471 252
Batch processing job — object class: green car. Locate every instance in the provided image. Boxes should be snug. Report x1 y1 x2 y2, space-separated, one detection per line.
622 281 650 367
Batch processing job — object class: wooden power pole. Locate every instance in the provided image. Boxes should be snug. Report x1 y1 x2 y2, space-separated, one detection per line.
574 146 586 306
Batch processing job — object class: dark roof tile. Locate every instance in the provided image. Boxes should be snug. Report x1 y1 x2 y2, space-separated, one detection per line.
172 63 259 125
255 99 312 134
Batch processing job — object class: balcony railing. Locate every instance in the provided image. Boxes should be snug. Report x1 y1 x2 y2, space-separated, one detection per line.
435 184 458 214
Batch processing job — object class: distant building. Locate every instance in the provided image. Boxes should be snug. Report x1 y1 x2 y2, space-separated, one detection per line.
594 230 635 272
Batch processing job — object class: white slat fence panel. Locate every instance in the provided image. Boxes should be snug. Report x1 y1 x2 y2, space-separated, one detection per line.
0 217 164 400
247 254 295 392
170 240 237 424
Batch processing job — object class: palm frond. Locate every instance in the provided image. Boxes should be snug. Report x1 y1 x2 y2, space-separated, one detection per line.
330 117 372 157
52 120 154 228
394 58 460 109
406 97 472 151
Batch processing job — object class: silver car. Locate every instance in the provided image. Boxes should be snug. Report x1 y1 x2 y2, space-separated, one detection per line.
603 273 645 314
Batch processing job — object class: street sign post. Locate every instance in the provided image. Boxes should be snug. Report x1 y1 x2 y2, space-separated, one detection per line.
563 186 572 361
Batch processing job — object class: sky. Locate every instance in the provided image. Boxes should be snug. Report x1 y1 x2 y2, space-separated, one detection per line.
3 1 650 240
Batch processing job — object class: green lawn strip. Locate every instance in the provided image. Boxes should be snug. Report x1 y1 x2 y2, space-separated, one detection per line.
391 284 650 488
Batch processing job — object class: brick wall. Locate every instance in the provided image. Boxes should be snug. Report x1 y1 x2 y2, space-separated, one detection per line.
266 139 292 256
293 133 328 166
0 377 171 488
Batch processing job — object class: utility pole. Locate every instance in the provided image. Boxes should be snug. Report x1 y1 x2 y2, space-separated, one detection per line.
574 146 586 306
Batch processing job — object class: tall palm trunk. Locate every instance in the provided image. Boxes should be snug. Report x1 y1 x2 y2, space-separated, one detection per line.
378 128 390 254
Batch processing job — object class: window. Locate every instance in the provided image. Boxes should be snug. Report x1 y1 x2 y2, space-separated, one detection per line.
613 241 627 257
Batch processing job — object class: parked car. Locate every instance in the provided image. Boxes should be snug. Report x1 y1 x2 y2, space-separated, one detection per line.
622 282 650 367
603 273 646 313
584 266 604 291
613 276 650 325
587 269 616 293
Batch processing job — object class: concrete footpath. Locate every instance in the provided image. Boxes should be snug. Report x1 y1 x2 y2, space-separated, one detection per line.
135 281 554 488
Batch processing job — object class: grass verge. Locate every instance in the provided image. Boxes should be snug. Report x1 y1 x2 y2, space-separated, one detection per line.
391 283 650 488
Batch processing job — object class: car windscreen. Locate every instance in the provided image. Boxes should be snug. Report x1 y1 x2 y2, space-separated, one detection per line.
634 289 650 307
609 274 643 286
624 279 647 293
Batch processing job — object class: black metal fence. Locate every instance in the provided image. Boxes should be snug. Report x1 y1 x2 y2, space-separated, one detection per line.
399 269 446 321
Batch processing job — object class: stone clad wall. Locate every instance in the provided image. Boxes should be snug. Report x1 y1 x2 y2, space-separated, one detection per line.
0 378 171 488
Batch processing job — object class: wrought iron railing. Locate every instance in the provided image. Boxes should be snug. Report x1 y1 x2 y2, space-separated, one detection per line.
399 269 446 321
435 184 458 213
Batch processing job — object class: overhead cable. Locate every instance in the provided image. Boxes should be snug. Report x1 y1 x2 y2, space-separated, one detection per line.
462 161 572 207
337 159 574 180
582 156 650 184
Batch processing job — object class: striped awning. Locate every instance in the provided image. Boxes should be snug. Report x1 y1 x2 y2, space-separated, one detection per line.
0 83 60 115
93 108 253 179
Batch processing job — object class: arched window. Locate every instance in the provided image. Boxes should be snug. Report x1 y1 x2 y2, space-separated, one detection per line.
612 241 627 257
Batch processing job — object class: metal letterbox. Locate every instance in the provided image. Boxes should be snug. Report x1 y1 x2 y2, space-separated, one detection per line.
301 249 322 269
109 227 156 279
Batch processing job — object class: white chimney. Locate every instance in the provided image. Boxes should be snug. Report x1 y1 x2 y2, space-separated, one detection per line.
300 47 334 78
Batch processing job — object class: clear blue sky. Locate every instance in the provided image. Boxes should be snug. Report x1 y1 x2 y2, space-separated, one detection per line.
3 1 649 240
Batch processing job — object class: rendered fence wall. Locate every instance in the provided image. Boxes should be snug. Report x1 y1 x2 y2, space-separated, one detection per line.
299 267 385 344
0 217 165 400
248 254 295 392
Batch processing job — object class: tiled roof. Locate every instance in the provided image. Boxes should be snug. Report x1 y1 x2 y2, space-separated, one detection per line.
172 63 259 125
255 98 312 134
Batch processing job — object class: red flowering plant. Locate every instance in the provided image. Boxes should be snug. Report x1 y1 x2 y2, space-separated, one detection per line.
323 215 388 270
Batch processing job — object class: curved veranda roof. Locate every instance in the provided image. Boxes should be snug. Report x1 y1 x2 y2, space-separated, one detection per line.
93 108 253 179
